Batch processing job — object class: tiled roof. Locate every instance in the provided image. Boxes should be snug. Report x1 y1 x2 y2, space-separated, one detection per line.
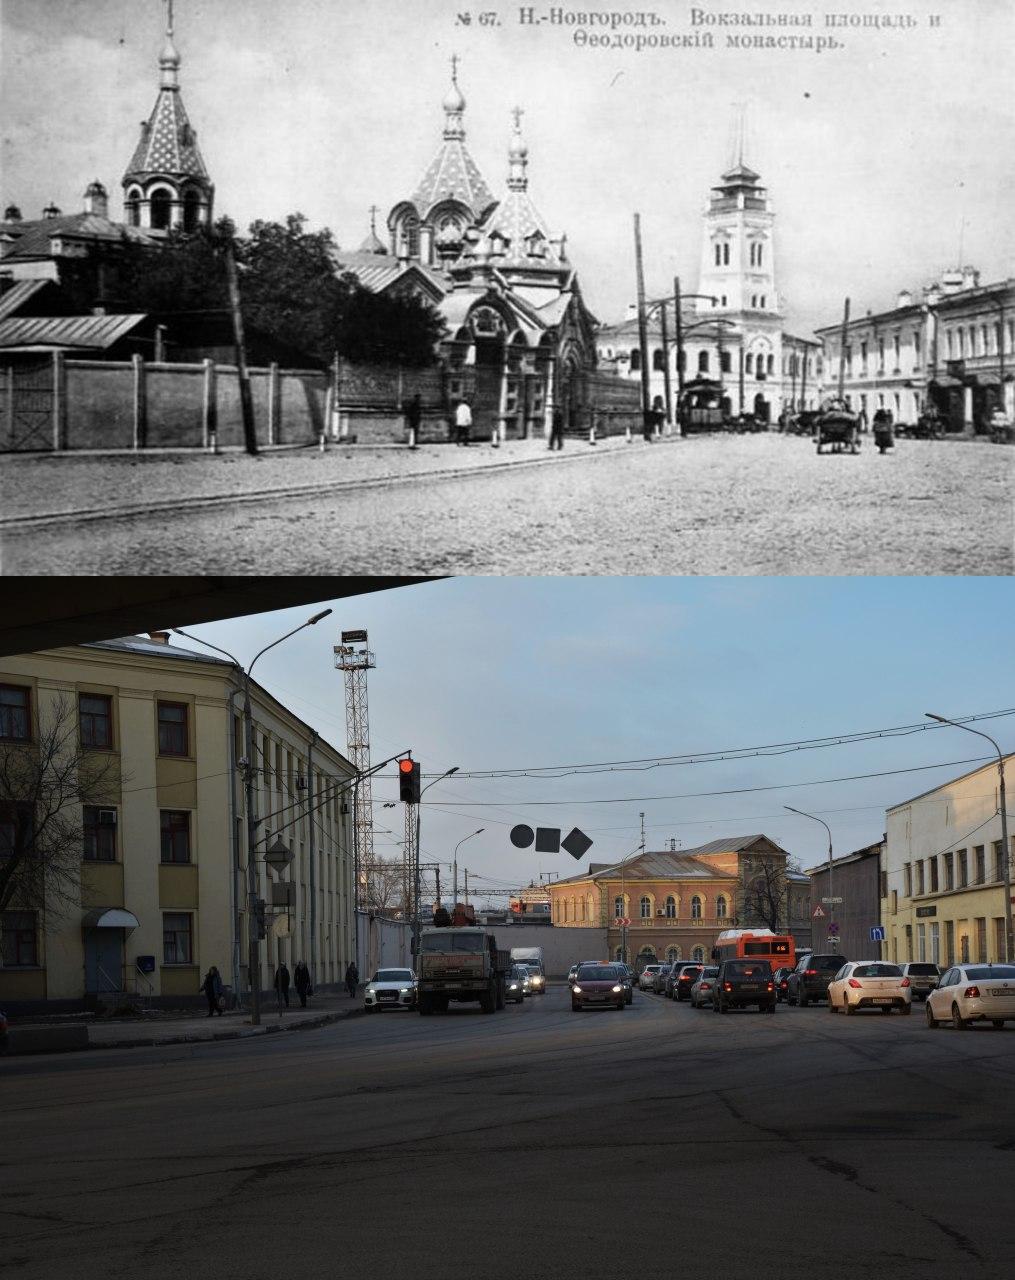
478 189 561 269
0 314 147 351
337 252 448 299
552 835 787 887
412 140 496 222
124 87 209 183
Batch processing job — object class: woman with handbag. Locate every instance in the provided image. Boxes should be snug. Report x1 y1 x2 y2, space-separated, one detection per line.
200 966 224 1017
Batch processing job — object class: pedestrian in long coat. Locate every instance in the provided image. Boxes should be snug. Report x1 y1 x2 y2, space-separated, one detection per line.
274 963 291 1008
201 966 224 1017
345 961 359 998
294 961 312 1008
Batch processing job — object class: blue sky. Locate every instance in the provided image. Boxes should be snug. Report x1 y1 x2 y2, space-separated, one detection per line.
3 0 1013 332
167 576 1015 903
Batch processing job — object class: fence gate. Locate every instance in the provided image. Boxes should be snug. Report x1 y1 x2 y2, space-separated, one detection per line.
3 358 54 452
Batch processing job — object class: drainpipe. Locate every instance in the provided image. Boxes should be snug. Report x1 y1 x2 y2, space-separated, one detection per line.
308 730 317 985
227 686 242 1007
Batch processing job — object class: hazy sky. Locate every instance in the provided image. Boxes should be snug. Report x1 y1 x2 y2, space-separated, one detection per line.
162 577 1015 905
3 0 1013 333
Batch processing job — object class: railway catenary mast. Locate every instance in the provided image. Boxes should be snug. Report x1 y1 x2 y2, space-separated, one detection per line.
334 632 378 910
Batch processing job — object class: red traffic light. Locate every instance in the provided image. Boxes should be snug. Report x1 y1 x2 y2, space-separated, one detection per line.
399 758 420 804
399 759 414 774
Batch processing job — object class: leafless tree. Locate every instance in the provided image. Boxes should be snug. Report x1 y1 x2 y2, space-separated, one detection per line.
361 856 408 917
0 695 121 923
737 855 793 932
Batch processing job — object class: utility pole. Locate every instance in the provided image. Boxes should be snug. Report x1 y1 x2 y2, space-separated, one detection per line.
634 213 651 426
660 297 672 429
837 297 851 402
308 730 317 982
222 237 258 456
464 868 469 907
673 276 684 410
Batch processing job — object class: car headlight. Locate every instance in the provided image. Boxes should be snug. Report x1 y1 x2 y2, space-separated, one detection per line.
509 983 518 990
612 985 622 993
573 986 582 994
399 988 410 994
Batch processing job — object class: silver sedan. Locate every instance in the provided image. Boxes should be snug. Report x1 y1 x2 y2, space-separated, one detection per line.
925 963 1015 1029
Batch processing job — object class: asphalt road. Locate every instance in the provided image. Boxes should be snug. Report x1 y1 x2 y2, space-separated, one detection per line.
4 985 1014 1279
4 436 1010 574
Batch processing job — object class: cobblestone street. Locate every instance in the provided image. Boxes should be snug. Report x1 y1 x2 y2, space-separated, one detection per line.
3 435 1011 574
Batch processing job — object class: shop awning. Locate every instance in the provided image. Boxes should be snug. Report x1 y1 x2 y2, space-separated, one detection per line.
82 907 140 931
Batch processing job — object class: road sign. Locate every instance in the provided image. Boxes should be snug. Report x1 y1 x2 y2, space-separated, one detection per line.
509 824 593 859
614 917 631 927
811 904 827 920
821 897 843 904
827 922 840 936
870 925 886 942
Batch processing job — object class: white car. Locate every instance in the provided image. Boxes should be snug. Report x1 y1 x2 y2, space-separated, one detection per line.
506 965 529 1003
689 966 719 1008
520 964 545 994
363 968 417 1012
925 963 1015 1030
638 964 664 990
827 961 912 1015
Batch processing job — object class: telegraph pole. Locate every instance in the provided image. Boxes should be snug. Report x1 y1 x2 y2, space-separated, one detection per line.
634 213 651 426
222 237 258 456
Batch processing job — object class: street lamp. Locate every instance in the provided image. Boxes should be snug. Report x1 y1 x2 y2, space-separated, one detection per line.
926 713 1012 961
173 607 334 1025
784 805 835 949
413 767 459 960
453 828 484 907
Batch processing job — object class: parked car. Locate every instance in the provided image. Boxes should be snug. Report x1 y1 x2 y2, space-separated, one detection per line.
652 963 676 994
899 961 942 1001
571 964 626 1012
772 967 794 1002
363 968 417 1012
827 961 911 1015
673 963 705 1001
689 966 719 1008
505 965 529 1004
925 963 1015 1029
713 959 776 1013
786 952 847 1006
638 964 664 990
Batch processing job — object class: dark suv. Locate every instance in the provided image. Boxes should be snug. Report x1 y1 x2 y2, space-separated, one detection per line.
672 963 705 1001
713 959 776 1013
786 953 846 1006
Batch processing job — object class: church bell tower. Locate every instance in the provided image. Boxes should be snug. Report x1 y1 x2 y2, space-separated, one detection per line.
121 0 214 233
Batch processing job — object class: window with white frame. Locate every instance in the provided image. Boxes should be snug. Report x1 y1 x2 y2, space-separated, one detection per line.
640 896 652 919
665 895 676 918
691 895 702 919
163 912 193 965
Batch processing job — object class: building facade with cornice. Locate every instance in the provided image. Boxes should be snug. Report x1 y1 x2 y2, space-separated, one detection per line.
547 836 811 971
0 636 355 1013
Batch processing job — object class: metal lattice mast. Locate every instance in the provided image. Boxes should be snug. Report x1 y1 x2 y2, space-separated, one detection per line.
334 633 376 889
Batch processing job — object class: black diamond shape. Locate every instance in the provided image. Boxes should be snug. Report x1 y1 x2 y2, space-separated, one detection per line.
561 828 593 860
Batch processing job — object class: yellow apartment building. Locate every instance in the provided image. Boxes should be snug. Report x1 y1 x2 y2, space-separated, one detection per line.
881 756 1014 967
0 634 356 1011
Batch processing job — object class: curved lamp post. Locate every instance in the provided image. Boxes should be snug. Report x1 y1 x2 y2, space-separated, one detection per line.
173 608 333 1024
926 713 1012 962
785 805 835 950
413 767 459 960
453 828 484 908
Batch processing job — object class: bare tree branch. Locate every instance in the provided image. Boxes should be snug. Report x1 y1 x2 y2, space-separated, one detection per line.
1 695 123 925
361 857 408 917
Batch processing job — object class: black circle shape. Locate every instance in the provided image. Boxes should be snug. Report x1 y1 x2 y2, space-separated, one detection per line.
510 824 535 849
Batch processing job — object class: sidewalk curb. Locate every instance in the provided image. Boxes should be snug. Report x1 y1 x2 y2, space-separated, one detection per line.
90 1004 366 1050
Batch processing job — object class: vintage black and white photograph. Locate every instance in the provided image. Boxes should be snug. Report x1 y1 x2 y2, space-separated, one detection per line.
0 0 1012 574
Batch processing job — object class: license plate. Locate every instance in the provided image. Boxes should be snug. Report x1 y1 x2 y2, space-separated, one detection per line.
873 998 893 1004
740 985 760 993
990 989 1012 997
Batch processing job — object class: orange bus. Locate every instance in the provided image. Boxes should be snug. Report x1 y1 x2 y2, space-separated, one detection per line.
711 928 795 973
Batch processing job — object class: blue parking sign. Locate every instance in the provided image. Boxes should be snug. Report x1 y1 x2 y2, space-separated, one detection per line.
869 925 886 942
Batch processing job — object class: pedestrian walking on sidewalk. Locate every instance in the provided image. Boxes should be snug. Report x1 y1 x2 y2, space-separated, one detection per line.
274 962 291 1008
345 961 359 999
549 404 565 450
294 961 312 1008
404 392 422 449
200 965 224 1017
454 398 472 446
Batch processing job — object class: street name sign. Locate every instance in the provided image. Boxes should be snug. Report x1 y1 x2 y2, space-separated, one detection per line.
821 897 843 904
